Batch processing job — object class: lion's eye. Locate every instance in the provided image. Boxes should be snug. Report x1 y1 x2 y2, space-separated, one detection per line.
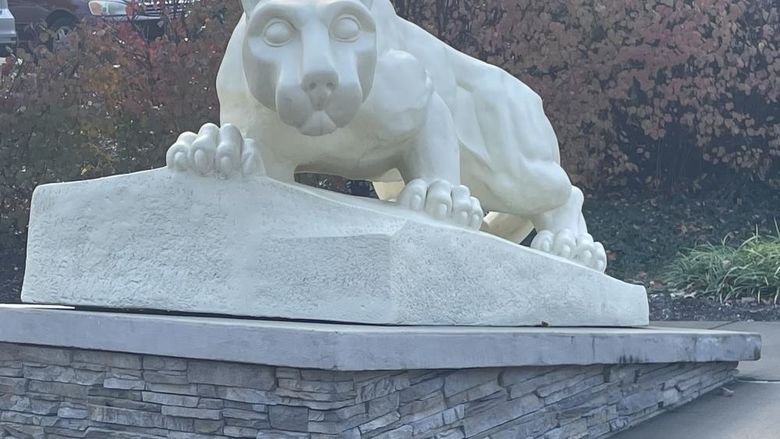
264 19 294 46
332 15 361 42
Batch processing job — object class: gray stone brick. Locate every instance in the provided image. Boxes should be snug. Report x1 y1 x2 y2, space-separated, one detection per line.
359 411 401 434
145 383 199 395
253 432 308 439
89 397 162 412
87 405 165 428
618 390 660 415
399 394 446 425
198 384 220 398
28 380 87 399
399 376 443 403
486 412 557 439
369 392 400 418
537 369 604 399
143 371 189 385
224 425 258 437
269 406 309 432
0 376 27 394
443 369 499 397
168 433 228 439
278 378 354 394
30 398 60 415
73 351 141 370
324 403 365 422
275 387 356 403
107 368 144 380
142 356 188 371
0 394 32 412
18 346 72 366
83 427 164 438
411 412 444 436
194 419 224 434
164 415 195 432
543 375 607 406
199 398 225 409
141 391 199 407
499 367 551 386
58 404 89 419
161 406 222 420
188 361 274 390
226 417 271 430
371 425 413 439
276 368 301 380
446 381 504 406
436 428 465 439
23 365 104 386
462 393 543 437
0 366 23 377
442 406 464 425
357 374 408 403
300 370 354 382
224 409 268 421
217 387 278 404
103 378 145 390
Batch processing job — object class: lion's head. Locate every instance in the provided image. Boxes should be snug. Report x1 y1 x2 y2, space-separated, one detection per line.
240 0 377 136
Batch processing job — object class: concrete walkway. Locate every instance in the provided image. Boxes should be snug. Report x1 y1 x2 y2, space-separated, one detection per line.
613 321 780 439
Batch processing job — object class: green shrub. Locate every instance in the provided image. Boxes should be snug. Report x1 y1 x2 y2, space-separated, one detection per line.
662 230 780 302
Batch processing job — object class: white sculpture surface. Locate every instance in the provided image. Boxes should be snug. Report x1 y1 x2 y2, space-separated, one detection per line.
166 0 608 271
22 0 652 326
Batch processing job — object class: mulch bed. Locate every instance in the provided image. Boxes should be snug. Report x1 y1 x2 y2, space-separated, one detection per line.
0 264 22 304
649 290 780 321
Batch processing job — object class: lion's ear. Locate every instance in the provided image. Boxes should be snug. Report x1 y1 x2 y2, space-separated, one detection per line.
241 0 261 15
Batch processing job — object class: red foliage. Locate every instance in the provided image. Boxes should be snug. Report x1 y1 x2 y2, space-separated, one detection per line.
393 0 779 189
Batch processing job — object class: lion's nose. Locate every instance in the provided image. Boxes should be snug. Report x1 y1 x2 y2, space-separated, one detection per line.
303 70 338 109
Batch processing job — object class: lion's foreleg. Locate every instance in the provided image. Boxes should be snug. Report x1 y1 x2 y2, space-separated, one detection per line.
394 92 484 229
398 93 461 184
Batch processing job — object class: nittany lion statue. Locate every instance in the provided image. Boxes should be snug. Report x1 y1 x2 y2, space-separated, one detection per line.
166 0 608 272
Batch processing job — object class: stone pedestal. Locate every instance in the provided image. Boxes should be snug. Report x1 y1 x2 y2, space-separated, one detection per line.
21 169 648 327
0 307 760 439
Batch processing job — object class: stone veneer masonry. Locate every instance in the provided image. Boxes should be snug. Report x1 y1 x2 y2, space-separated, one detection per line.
0 343 737 439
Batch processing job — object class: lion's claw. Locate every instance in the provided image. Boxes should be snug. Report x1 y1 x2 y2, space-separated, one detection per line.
532 230 607 272
398 179 484 230
166 123 264 177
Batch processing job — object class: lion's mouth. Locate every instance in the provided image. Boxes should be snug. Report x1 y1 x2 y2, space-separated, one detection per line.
299 110 338 136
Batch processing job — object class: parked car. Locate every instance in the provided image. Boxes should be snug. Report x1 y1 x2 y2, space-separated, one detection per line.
8 0 190 48
0 0 16 55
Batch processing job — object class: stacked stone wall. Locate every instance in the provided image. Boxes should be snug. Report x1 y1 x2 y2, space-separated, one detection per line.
0 343 737 439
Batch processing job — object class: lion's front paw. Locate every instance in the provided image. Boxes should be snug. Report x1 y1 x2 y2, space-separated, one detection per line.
531 230 607 272
397 179 484 229
166 123 264 177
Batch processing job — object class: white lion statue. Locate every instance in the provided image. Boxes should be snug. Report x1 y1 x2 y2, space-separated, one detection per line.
166 0 608 272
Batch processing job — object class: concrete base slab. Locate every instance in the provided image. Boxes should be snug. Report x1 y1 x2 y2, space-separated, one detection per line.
722 322 780 381
0 307 761 370
652 321 780 382
21 169 649 327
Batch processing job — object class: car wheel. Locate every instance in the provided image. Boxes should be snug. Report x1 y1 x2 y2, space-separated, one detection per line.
49 18 76 51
